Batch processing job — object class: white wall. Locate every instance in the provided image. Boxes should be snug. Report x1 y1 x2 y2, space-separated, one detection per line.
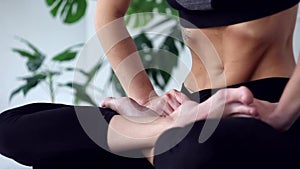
0 0 86 168
294 11 300 60
0 0 86 113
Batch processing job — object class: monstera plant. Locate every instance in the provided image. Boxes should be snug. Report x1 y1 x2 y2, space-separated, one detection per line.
10 0 185 105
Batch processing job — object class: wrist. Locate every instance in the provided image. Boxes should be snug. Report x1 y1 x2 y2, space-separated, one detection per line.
137 91 158 106
271 108 295 131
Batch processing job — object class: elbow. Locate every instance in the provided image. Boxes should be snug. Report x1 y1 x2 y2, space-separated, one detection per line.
94 2 105 31
0 126 18 158
94 12 125 32
94 0 128 31
0 115 33 166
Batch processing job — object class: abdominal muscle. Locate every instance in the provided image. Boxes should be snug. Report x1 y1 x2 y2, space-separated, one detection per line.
183 5 298 92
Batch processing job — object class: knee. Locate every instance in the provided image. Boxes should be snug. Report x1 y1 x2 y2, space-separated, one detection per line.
0 113 32 166
0 119 17 155
0 118 16 157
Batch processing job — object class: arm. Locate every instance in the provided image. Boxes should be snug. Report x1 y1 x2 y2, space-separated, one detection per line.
94 1 187 115
103 86 256 164
274 54 300 128
94 0 155 105
256 53 300 131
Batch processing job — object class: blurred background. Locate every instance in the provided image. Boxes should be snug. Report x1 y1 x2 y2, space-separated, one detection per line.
0 0 299 168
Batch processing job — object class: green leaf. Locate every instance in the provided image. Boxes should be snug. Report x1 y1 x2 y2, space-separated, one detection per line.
49 0 63 17
160 70 171 88
9 86 24 101
14 37 46 72
26 56 45 72
149 69 160 88
46 0 56 6
17 74 47 96
164 36 179 56
61 82 97 106
12 49 37 60
52 50 77 62
22 73 47 80
46 0 87 24
10 74 47 100
85 61 103 86
64 0 87 24
22 82 38 96
10 73 48 99
52 43 83 62
134 32 153 50
126 0 178 28
16 37 43 56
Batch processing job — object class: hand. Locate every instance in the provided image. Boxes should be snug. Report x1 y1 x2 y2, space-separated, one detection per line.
101 97 157 117
142 89 190 116
251 99 291 131
168 86 258 127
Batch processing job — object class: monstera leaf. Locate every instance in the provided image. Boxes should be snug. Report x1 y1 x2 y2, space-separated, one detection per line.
126 0 178 27
45 0 87 24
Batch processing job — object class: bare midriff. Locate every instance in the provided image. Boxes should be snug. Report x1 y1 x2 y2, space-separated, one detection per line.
183 5 298 92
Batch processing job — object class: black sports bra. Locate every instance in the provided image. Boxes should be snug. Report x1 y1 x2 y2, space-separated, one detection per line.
167 0 300 28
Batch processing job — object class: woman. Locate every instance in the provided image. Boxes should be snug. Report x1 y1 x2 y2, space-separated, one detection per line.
95 0 300 131
0 0 299 169
0 85 255 169
96 0 300 168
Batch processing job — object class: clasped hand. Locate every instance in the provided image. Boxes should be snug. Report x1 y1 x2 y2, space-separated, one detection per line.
101 87 260 127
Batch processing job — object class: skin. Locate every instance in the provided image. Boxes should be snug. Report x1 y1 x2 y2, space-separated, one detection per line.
183 5 297 91
95 0 300 165
94 0 189 115
101 86 256 164
181 4 300 131
253 52 300 131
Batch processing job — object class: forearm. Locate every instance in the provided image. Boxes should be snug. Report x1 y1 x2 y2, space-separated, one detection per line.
104 86 256 163
274 54 300 130
107 115 171 165
95 0 156 104
106 99 210 151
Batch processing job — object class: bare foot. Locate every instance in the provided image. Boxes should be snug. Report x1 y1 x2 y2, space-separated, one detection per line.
169 86 257 127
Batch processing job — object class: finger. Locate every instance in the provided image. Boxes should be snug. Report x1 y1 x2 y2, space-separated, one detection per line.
160 103 175 116
163 92 181 111
169 89 190 104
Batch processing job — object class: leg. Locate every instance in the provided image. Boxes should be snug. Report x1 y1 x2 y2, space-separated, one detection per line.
0 103 153 169
154 117 299 169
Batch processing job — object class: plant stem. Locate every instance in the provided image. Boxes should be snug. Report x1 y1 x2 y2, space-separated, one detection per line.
48 72 55 103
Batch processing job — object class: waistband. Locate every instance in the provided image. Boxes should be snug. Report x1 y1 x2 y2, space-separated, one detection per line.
181 77 289 103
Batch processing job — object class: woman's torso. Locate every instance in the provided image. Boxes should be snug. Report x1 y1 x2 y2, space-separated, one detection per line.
183 5 298 92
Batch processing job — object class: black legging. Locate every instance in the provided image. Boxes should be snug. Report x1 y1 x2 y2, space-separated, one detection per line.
155 77 300 169
0 77 299 169
0 103 153 169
